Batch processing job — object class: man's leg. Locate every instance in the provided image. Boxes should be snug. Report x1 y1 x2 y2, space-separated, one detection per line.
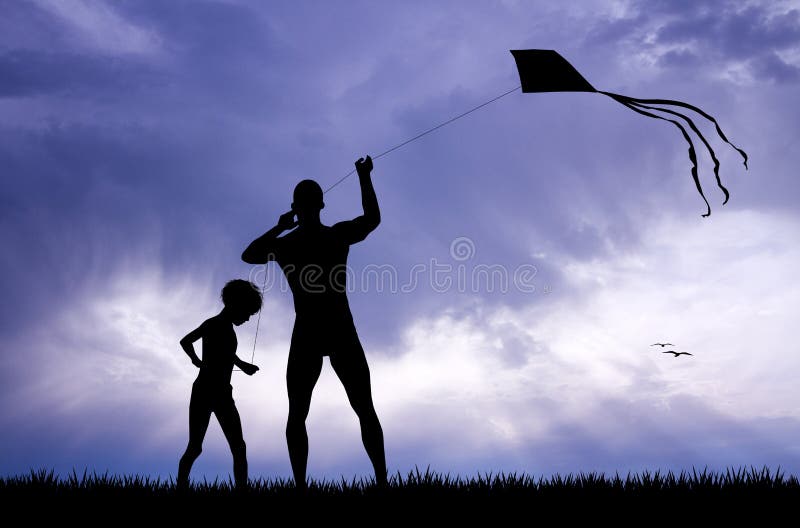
178 383 213 488
286 348 323 490
216 394 248 489
330 340 387 486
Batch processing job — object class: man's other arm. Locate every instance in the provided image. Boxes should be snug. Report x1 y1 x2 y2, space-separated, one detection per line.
242 211 297 264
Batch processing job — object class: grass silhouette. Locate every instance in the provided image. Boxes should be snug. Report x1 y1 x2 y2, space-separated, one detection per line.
4 466 798 495
2 466 797 518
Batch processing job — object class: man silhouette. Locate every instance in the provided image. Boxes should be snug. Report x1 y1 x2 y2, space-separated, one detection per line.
242 156 387 489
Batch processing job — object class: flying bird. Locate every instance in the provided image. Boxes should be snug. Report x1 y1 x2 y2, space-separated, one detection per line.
650 343 674 347
663 351 693 357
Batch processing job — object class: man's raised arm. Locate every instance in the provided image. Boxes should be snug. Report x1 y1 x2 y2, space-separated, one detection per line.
332 155 381 245
333 156 381 244
241 211 297 264
356 155 380 232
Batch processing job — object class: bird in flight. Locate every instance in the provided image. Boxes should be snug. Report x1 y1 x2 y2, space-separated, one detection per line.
651 343 674 347
663 351 693 357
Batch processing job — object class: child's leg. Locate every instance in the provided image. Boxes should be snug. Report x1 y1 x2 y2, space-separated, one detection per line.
178 383 213 487
216 396 248 489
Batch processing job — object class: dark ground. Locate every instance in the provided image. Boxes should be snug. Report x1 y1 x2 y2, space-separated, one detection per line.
2 467 797 522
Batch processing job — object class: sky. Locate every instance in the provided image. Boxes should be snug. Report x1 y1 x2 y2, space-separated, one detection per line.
1 0 799 481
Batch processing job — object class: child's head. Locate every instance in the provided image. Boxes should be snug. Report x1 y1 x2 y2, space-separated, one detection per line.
221 279 262 325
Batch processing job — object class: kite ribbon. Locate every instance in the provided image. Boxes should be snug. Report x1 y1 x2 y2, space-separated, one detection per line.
599 91 749 170
599 91 750 216
607 97 711 217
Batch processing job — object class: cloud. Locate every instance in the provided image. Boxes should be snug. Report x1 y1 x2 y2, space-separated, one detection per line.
751 51 800 82
0 50 164 98
586 0 800 84
31 0 162 56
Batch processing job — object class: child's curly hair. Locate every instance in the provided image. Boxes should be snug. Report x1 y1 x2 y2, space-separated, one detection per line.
221 279 262 315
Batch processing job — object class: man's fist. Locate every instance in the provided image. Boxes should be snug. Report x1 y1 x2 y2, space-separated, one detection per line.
355 155 373 176
278 210 297 231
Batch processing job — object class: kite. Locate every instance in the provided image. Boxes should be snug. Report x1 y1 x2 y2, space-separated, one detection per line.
510 49 748 217
325 49 748 218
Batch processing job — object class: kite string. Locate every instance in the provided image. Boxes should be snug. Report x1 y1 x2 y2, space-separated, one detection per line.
250 278 268 364
244 84 522 367
234 270 268 372
323 84 521 194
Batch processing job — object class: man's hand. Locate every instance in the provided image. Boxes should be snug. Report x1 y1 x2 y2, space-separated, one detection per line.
355 155 373 176
240 362 260 376
277 210 298 231
192 357 203 369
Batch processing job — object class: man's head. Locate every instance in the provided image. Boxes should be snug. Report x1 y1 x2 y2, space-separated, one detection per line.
221 279 262 325
292 180 324 224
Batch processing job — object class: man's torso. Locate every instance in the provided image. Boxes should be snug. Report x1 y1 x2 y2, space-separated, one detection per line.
276 224 353 317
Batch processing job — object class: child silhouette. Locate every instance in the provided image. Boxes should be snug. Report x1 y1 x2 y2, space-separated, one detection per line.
177 279 262 489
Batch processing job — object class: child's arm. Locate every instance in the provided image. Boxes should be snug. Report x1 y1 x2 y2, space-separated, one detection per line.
234 355 259 376
180 322 208 369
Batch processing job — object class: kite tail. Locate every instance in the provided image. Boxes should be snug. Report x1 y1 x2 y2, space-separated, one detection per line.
607 94 711 217
600 91 748 169
626 100 729 205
